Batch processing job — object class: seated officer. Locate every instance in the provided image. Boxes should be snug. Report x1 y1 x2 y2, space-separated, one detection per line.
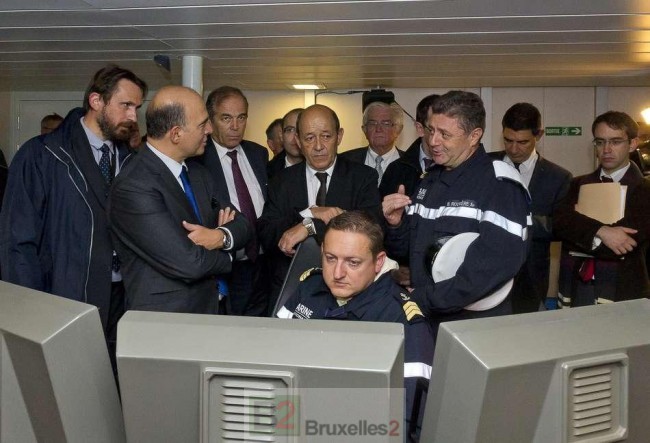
276 210 433 439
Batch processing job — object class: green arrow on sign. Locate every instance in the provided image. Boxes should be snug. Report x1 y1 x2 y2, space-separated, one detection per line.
545 126 582 136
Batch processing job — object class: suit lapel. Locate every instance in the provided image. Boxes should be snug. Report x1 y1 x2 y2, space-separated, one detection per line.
241 141 268 199
201 138 230 203
528 155 546 194
141 147 200 224
326 158 348 206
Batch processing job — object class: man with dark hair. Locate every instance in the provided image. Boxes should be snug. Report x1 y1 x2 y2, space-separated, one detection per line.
554 111 650 307
265 118 283 156
40 113 64 135
488 103 572 312
383 90 530 336
109 86 249 314
259 104 381 314
195 85 269 316
267 108 304 179
342 101 404 184
276 211 433 436
379 94 438 198
0 64 147 370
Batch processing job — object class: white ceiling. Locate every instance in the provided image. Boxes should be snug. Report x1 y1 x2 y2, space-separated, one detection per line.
3 0 650 91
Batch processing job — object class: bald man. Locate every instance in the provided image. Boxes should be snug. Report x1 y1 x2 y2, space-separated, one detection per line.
108 86 250 314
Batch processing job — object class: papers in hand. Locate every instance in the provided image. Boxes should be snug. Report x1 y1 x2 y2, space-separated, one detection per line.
575 182 626 224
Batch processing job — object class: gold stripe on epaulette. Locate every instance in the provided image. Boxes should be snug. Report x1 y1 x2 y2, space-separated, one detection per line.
403 301 423 321
299 268 316 282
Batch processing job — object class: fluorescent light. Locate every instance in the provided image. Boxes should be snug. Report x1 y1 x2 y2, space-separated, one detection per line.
292 84 326 90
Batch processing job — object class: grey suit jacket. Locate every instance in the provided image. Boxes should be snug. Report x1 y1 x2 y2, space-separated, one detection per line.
108 145 250 314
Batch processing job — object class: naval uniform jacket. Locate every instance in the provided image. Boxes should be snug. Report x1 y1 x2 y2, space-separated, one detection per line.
277 271 434 433
385 145 531 317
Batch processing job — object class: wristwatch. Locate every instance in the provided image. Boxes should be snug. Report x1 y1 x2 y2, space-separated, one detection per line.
217 228 232 249
302 218 316 236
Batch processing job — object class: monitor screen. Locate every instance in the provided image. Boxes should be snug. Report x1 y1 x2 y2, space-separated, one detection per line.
421 299 650 443
0 281 125 443
117 311 405 442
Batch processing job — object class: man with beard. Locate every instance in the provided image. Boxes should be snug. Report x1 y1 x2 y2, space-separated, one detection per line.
0 65 147 372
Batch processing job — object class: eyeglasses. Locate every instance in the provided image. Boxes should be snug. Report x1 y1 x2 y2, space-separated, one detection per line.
592 138 630 149
283 126 296 134
365 121 395 129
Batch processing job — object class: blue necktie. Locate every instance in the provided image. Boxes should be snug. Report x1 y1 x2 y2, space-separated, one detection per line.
180 165 228 301
179 166 202 224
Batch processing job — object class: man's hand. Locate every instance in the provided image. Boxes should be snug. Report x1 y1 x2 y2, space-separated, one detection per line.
311 206 343 224
382 184 411 227
278 224 309 257
183 221 225 250
218 207 235 226
596 225 638 255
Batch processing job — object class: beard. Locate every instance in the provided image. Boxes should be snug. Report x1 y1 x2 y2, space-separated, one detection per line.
98 108 137 143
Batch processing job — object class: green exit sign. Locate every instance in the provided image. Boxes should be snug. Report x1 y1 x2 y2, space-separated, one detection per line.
545 126 582 136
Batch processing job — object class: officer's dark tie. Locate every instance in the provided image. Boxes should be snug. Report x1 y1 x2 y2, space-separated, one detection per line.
423 158 433 171
226 150 258 262
601 176 614 183
99 144 113 184
513 162 521 171
315 172 328 206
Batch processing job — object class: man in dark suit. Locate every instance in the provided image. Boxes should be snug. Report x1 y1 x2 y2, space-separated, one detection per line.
341 101 404 184
554 111 650 307
0 65 147 371
109 85 249 314
194 86 269 316
259 104 382 312
267 108 305 179
379 94 438 198
488 102 572 312
265 118 283 156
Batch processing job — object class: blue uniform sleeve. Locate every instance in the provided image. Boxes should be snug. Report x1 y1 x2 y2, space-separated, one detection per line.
403 318 434 438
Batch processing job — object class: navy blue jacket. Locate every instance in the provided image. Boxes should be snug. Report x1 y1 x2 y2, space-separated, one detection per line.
0 108 131 327
277 271 434 434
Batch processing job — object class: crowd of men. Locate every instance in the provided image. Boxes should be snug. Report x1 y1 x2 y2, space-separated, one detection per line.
1 64 649 440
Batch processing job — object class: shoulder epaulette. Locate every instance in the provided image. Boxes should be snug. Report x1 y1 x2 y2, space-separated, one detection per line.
299 267 322 282
394 291 425 322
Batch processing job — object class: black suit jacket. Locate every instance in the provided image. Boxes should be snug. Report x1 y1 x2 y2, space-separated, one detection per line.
340 146 404 166
488 151 572 304
267 150 287 179
258 156 382 252
108 145 249 313
195 138 268 205
379 138 423 197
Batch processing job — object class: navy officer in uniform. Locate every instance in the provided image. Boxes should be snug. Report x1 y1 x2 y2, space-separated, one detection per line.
276 210 433 440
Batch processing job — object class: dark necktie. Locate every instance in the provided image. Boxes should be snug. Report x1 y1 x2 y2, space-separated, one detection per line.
179 166 203 224
513 162 521 171
99 144 113 184
601 176 614 183
99 144 119 271
315 172 328 206
423 158 433 171
226 150 258 262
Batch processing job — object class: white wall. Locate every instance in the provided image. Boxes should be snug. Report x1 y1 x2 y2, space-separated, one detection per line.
6 86 650 175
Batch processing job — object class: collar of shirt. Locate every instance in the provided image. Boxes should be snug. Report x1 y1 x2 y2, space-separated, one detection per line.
366 146 399 166
306 158 336 179
80 116 114 156
419 142 432 169
147 143 185 188
338 273 393 320
600 162 630 182
213 138 242 160
503 149 538 172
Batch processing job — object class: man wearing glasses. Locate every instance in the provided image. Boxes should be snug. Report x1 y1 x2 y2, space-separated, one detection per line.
267 108 304 179
554 111 650 307
342 101 404 184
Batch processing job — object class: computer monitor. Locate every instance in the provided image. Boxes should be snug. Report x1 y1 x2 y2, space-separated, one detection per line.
117 311 404 442
0 281 125 443
421 299 650 443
